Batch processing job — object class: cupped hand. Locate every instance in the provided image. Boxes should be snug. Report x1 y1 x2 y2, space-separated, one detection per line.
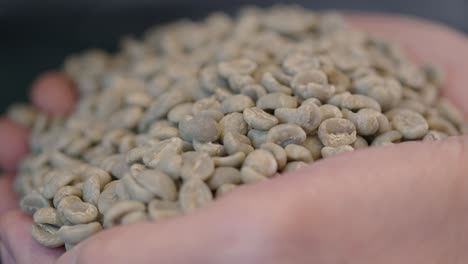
1 14 468 264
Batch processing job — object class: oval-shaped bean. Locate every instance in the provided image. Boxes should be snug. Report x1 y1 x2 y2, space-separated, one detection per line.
213 152 246 168
219 112 248 138
33 207 63 226
260 143 288 170
103 200 146 228
318 118 357 147
97 181 120 214
282 161 309 173
321 145 354 158
134 169 177 201
53 186 82 208
41 170 78 199
257 93 298 110
243 149 278 177
221 95 255 114
179 179 213 213
216 184 238 198
148 199 181 221
31 223 64 248
243 107 279 130
58 222 102 245
208 167 241 190
371 130 403 146
240 166 269 184
20 190 51 216
62 201 99 225
302 136 323 160
179 115 220 143
392 110 429 140
266 124 307 147
285 144 313 162
224 132 254 155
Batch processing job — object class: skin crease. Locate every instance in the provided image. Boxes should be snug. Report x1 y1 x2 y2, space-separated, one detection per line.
1 13 468 264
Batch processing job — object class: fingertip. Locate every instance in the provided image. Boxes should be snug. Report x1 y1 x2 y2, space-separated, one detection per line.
30 71 77 116
0 118 29 172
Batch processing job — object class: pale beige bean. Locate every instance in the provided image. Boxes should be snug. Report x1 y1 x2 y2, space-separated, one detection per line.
256 93 298 110
192 96 221 115
120 211 148 225
318 118 357 147
426 116 459 136
342 109 379 136
247 129 268 148
285 144 313 162
33 207 63 227
423 131 449 141
392 109 429 139
53 186 82 208
243 149 278 177
352 136 369 149
121 174 154 202
219 112 248 138
282 53 319 75
208 167 241 190
224 132 254 155
274 104 322 134
321 145 354 158
193 141 225 156
134 169 177 201
103 200 146 228
62 201 99 225
218 58 257 78
327 92 351 107
371 130 403 146
261 72 292 94
240 166 268 184
241 84 268 101
58 222 102 245
179 179 213 213
260 143 287 170
178 115 220 143
20 190 51 216
302 136 323 160
213 152 246 168
31 223 64 248
319 104 342 120
41 169 78 199
341 94 381 112
228 74 255 92
97 181 120 215
148 199 181 221
266 124 307 147
167 103 194 124
243 107 279 130
221 95 255 114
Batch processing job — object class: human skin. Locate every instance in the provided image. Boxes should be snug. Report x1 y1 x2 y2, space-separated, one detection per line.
1 13 468 264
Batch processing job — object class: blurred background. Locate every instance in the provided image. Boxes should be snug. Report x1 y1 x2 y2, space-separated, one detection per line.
1 0 467 112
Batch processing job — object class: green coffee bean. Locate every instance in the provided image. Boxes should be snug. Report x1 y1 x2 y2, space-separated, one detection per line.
208 167 242 190
423 130 449 142
179 179 213 213
436 98 464 126
275 103 322 134
219 112 248 138
261 72 292 94
257 93 298 110
228 74 255 93
282 53 320 75
193 140 225 156
266 124 307 147
224 132 254 155
218 58 257 78
302 136 323 160
31 223 64 248
318 118 357 147
221 95 255 114
319 104 342 120
426 116 459 136
391 109 429 140
241 84 268 101
53 186 82 208
33 207 63 227
181 152 215 181
352 136 369 149
341 94 381 112
243 149 278 177
321 145 354 158
20 190 51 216
247 129 268 148
120 210 148 225
371 130 403 146
260 143 288 170
285 144 313 162
103 200 146 228
240 166 268 184
58 222 102 245
243 107 279 130
133 169 177 201
213 152 246 168
179 115 220 143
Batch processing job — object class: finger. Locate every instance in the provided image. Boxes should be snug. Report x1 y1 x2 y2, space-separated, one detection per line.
59 136 468 264
0 174 17 215
346 13 468 116
30 71 77 116
0 210 63 264
0 118 29 172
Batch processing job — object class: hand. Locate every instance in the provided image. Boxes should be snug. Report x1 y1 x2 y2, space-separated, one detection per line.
1 14 468 264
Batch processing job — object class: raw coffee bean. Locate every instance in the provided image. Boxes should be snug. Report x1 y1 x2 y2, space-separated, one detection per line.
181 152 215 181
391 109 429 140
208 167 242 190
243 107 279 130
317 118 357 147
58 222 102 245
321 145 355 158
31 223 64 248
179 115 220 143
266 124 307 147
216 184 238 198
179 179 213 213
256 93 298 110
148 199 181 221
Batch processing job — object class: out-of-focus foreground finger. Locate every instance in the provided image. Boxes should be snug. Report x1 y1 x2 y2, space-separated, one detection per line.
0 118 29 172
0 210 63 264
0 174 17 215
347 13 468 116
30 71 77 115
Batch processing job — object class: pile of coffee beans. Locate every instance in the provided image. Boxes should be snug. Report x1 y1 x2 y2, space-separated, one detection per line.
7 5 467 250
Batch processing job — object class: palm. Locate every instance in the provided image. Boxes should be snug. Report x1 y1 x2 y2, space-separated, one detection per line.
1 14 468 264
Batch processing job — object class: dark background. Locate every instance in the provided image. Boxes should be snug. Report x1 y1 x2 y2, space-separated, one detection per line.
1 0 467 112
